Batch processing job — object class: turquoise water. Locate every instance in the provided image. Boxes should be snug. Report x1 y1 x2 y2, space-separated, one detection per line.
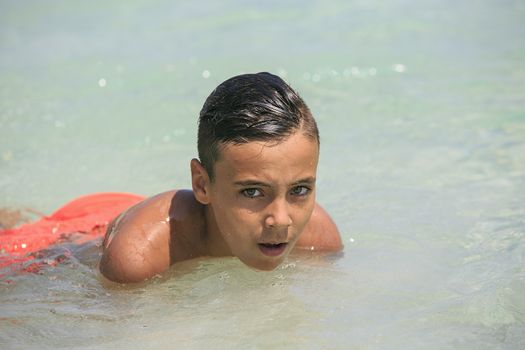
1 0 525 348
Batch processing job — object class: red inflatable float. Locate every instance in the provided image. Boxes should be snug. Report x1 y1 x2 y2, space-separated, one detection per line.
0 192 145 271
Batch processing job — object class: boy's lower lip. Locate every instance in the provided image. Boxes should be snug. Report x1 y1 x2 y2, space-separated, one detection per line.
258 243 287 257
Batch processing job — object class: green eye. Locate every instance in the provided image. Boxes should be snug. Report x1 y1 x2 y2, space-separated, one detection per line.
291 186 310 196
242 188 262 198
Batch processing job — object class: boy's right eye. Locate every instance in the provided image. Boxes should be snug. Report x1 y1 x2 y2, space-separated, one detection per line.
241 188 262 198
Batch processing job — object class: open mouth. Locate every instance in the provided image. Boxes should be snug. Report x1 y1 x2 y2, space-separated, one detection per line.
258 242 288 257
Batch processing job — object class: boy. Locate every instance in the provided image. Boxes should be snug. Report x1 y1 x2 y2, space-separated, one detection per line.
100 72 342 283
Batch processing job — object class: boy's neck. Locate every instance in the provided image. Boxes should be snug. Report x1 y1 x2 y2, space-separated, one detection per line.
203 205 232 257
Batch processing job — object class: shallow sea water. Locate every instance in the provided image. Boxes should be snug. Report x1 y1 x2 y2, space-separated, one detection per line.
1 0 525 349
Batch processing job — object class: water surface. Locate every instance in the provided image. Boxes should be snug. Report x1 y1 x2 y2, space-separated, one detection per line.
1 0 524 348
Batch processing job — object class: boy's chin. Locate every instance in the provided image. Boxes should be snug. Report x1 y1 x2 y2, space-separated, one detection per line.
248 257 287 271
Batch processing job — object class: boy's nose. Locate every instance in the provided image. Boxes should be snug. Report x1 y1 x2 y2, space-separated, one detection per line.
264 198 292 229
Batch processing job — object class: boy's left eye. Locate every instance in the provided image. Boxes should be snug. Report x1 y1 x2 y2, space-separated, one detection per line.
290 186 310 196
241 188 262 198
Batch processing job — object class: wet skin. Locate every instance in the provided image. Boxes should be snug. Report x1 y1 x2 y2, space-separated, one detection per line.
100 132 342 283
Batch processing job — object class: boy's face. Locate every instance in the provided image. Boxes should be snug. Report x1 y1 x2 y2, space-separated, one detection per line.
206 131 319 270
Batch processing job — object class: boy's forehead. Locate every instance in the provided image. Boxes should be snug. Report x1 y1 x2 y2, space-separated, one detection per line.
213 133 319 179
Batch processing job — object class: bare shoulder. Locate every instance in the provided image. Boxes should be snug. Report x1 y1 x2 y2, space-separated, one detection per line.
295 203 343 252
100 190 201 283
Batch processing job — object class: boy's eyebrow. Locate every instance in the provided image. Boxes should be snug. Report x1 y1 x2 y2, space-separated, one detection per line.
233 180 271 187
233 177 316 187
291 177 317 186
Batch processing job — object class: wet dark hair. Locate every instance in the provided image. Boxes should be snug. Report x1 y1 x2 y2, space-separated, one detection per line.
198 72 319 180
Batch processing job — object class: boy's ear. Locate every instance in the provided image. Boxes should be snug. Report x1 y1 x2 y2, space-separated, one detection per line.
190 158 211 204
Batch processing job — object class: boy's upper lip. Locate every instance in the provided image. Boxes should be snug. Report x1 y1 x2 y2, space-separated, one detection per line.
259 231 289 245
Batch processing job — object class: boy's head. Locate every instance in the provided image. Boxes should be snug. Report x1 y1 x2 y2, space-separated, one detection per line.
192 73 321 270
197 72 319 180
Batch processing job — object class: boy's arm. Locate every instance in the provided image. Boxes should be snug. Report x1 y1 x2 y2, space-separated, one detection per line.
99 192 174 283
295 203 343 251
